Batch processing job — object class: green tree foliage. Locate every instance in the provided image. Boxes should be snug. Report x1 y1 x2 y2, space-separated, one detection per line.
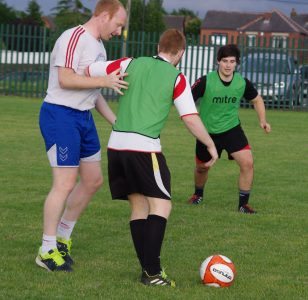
144 0 165 33
1 0 45 51
121 0 165 33
122 0 144 32
0 0 17 24
185 17 201 36
52 0 92 31
19 0 44 26
171 7 201 36
170 8 196 18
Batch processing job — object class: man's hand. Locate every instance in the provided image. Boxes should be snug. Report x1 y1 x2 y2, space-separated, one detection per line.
102 68 129 95
203 144 218 168
260 121 271 133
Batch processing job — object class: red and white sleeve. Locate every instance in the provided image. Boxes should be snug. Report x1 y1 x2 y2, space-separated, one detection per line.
86 57 132 77
173 73 198 118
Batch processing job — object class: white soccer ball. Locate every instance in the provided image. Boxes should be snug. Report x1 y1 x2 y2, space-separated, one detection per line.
200 254 236 287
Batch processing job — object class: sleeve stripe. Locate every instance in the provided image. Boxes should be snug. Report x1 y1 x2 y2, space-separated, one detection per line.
106 57 130 74
65 26 85 69
181 112 199 119
173 73 186 100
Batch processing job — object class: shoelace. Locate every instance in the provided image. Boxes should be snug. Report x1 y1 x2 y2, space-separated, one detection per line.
58 239 72 253
48 249 64 266
160 269 176 287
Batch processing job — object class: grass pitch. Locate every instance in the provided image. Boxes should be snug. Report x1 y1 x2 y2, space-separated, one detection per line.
0 96 307 299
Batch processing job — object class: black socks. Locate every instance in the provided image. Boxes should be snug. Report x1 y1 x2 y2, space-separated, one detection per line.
194 187 204 197
130 215 167 276
239 190 250 207
130 219 146 269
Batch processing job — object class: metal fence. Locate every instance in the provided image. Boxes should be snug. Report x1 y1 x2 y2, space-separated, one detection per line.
0 24 307 110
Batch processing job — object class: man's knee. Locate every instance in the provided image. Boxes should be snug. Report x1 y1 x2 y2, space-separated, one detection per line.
82 174 103 193
196 164 209 174
240 158 254 172
90 175 103 192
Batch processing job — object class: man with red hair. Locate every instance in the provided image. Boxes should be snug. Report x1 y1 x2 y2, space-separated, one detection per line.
86 29 218 286
36 0 128 272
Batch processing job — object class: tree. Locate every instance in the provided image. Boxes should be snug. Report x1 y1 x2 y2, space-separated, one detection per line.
121 0 165 33
185 17 201 36
54 0 91 14
170 8 196 18
144 0 165 33
19 0 44 26
52 0 92 30
125 0 144 32
0 0 17 24
170 7 201 36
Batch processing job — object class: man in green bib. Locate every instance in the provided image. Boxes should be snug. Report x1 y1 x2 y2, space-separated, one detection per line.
86 29 218 286
188 44 271 213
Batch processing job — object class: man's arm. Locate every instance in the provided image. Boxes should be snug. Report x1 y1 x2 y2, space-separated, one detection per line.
250 95 271 133
95 94 116 125
58 66 129 95
83 57 132 95
244 77 271 133
182 114 218 168
191 75 206 102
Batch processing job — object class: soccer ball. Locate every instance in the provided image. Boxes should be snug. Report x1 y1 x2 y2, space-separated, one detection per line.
200 254 236 287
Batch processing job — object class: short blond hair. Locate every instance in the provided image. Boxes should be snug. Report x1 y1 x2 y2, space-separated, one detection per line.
158 29 186 55
94 0 124 18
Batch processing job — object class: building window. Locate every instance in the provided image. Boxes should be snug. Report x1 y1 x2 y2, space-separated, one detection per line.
272 36 287 48
247 35 256 47
210 34 227 46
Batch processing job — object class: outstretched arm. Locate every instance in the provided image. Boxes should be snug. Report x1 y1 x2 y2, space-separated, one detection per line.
173 73 218 167
251 95 271 133
58 66 128 95
182 114 218 168
85 57 132 95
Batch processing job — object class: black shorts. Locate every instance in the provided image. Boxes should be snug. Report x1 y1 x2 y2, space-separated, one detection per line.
107 150 171 200
196 124 250 163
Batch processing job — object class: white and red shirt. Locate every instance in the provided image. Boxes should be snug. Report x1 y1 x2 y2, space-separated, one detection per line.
87 56 198 152
87 56 198 117
44 25 107 111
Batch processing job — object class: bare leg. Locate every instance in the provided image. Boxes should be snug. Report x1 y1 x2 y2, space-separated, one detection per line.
194 164 210 189
231 150 254 191
43 167 78 236
129 193 149 220
61 161 103 222
231 149 256 213
188 164 210 204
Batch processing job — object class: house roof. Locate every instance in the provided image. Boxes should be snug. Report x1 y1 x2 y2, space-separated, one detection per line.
163 15 185 32
291 13 308 30
201 10 260 30
201 9 308 35
239 9 308 34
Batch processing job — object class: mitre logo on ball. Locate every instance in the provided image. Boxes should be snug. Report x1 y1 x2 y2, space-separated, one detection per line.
200 254 236 288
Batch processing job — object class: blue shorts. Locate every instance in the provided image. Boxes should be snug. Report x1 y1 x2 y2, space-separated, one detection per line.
39 102 101 167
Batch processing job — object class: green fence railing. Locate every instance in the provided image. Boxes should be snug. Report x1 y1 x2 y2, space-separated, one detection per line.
0 24 307 110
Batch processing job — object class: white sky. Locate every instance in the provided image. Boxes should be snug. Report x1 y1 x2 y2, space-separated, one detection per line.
6 0 308 18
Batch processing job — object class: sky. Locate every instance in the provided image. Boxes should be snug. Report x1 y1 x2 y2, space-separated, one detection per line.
5 0 308 18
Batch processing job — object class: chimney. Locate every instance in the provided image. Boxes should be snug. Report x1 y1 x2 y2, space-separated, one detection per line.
290 8 297 18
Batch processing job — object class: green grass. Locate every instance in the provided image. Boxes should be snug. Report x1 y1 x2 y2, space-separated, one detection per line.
0 96 307 299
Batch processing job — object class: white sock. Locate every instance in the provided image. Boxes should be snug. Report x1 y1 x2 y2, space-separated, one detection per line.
57 218 76 240
41 234 57 254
